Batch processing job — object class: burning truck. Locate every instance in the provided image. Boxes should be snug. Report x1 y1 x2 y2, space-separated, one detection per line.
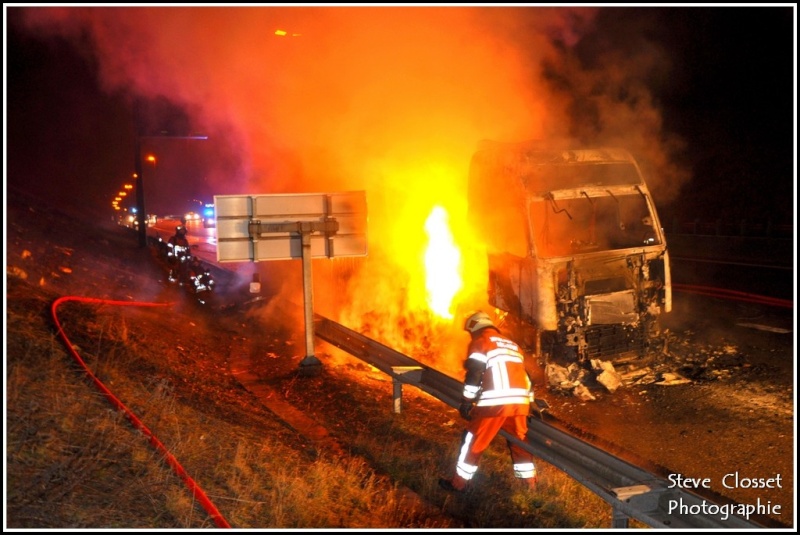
467 140 672 367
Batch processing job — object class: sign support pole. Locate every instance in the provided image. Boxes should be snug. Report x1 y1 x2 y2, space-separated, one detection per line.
215 192 367 375
299 229 322 371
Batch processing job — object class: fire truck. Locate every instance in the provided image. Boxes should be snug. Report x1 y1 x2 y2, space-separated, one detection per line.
467 140 672 365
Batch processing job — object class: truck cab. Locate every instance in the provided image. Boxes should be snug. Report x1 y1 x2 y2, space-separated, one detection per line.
467 141 671 365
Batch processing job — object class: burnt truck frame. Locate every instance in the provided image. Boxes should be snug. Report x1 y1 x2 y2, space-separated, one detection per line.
467 141 672 365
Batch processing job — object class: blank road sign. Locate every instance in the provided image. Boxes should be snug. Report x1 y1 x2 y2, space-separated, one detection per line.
214 191 368 262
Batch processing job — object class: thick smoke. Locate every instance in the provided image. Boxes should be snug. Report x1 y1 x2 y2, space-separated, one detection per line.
17 6 689 371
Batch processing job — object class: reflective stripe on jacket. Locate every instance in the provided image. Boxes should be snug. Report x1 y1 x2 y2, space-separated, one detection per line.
462 328 531 407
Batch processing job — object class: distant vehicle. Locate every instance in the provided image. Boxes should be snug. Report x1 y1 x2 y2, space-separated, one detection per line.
202 203 216 228
117 212 156 228
117 213 137 228
467 140 672 365
184 211 202 223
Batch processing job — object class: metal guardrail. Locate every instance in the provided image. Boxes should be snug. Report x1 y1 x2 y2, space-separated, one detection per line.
313 314 772 529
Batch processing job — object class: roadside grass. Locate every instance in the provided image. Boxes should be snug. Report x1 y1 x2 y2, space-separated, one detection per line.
310 362 625 529
6 279 455 528
7 256 642 529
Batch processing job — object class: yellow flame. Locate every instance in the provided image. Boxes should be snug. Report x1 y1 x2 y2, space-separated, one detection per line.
424 206 461 319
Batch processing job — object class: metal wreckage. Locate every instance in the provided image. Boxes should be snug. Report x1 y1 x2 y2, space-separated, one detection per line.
467 141 674 399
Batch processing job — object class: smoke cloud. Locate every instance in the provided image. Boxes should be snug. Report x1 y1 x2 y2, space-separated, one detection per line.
16 6 689 371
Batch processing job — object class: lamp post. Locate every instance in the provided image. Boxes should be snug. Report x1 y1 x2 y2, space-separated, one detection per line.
134 137 147 247
133 134 208 248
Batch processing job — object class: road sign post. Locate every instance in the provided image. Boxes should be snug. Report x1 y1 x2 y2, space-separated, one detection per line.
214 192 368 371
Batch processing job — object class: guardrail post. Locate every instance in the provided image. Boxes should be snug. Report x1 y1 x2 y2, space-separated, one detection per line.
390 366 423 414
612 507 630 529
392 379 403 414
611 484 651 529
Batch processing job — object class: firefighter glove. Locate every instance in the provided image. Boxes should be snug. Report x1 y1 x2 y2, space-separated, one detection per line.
459 400 474 421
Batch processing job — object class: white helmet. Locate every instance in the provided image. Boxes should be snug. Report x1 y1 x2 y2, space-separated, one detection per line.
464 311 495 334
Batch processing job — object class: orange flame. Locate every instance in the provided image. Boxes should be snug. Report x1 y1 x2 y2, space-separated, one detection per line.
424 206 462 319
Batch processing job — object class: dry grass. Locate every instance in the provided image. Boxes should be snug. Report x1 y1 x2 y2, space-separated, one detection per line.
5 277 631 529
6 276 458 528
5 190 639 529
307 362 626 529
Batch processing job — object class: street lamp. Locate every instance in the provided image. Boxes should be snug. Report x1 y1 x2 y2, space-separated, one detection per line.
134 138 146 246
134 134 208 248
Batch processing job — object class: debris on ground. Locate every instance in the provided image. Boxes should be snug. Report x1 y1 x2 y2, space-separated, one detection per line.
542 327 785 400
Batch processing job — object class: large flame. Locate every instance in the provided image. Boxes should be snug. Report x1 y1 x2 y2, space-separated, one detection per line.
424 206 461 319
11 6 691 377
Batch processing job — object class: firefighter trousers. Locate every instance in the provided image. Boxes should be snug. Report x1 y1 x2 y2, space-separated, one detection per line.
454 412 536 484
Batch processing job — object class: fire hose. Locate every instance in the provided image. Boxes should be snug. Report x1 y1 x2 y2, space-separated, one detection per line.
672 283 793 308
50 296 231 529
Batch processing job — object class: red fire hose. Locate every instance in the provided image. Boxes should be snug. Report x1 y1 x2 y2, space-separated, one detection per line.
50 296 232 529
672 283 793 309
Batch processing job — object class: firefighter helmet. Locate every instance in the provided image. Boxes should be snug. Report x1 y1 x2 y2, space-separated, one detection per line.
464 311 495 334
176 225 187 236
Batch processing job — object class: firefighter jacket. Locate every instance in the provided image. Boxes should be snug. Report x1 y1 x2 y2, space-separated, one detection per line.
167 235 190 259
462 327 532 414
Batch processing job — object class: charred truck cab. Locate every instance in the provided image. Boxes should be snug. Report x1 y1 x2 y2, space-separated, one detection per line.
467 141 672 366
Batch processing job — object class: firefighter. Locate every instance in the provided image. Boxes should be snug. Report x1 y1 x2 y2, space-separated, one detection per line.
168 225 190 252
188 255 213 294
166 225 190 282
439 311 538 493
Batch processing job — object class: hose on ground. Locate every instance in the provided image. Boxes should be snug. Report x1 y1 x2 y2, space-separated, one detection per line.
50 295 232 529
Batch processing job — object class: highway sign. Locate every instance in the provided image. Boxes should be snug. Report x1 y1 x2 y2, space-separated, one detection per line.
214 191 367 263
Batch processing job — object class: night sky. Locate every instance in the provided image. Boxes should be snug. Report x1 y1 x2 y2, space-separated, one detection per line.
4 5 796 228
572 7 795 229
